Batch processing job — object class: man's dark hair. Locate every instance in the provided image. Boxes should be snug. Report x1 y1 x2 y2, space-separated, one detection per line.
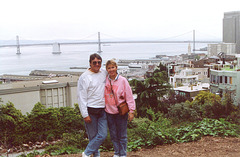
89 53 102 63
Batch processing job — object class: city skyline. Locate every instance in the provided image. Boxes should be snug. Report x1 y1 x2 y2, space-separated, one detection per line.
0 0 239 41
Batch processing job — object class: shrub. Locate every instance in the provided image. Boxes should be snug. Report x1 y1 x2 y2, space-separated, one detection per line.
168 102 200 122
127 111 175 151
175 118 239 143
26 103 84 142
0 102 25 147
1 102 85 147
44 132 88 156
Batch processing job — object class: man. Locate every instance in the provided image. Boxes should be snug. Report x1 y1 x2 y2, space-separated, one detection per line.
77 53 107 157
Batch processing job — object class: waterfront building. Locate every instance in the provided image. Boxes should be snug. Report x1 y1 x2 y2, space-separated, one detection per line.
181 53 206 61
207 43 236 56
0 76 79 115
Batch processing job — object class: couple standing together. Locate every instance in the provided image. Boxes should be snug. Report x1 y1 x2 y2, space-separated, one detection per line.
77 53 136 157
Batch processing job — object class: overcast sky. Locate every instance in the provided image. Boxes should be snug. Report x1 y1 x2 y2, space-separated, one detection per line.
0 0 239 41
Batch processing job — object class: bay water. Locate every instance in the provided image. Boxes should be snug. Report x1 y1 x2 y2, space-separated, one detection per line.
0 43 207 75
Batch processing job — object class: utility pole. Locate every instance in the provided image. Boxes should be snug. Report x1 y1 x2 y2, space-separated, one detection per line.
97 32 102 53
16 35 21 55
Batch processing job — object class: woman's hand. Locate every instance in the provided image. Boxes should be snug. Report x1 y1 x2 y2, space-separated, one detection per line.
128 112 134 122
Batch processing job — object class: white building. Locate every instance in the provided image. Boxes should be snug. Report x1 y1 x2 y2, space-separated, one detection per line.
0 76 79 114
174 83 209 99
170 68 199 88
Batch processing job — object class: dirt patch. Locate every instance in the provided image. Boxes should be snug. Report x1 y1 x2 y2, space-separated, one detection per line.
55 136 240 157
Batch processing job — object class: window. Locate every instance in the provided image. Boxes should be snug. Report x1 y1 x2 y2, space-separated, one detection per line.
220 76 222 83
230 77 232 84
225 76 228 84
213 75 216 83
40 87 67 107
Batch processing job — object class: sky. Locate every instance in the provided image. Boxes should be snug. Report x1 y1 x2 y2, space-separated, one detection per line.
0 0 240 41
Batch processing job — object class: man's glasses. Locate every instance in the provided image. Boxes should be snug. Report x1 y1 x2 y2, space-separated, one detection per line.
92 61 102 65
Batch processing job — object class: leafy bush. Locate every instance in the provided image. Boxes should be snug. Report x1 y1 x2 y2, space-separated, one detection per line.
175 118 239 143
0 102 85 147
25 103 84 142
43 132 88 156
1 94 239 156
127 115 239 152
227 110 240 127
168 102 201 122
127 110 175 151
194 93 238 119
0 102 26 147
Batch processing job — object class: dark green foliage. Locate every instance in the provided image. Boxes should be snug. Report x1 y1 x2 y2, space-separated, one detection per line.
189 91 238 120
167 102 201 122
43 132 88 156
155 62 168 79
227 109 240 126
1 68 240 156
127 110 175 151
27 103 60 142
162 90 193 106
0 102 85 148
175 118 239 143
129 71 171 117
127 117 239 151
0 102 25 147
26 103 84 142
160 90 193 115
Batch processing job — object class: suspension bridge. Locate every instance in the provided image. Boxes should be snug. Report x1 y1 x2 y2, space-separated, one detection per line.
0 31 221 54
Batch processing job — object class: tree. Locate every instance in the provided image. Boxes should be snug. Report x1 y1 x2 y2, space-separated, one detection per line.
26 102 85 142
27 103 61 142
130 71 171 117
156 62 168 74
190 91 238 119
191 91 221 106
221 90 238 117
160 90 193 114
0 102 24 150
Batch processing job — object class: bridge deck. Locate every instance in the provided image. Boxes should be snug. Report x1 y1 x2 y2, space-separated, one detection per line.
0 40 220 48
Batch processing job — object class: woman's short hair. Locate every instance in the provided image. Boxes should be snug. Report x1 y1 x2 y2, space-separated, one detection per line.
89 53 102 63
106 59 117 69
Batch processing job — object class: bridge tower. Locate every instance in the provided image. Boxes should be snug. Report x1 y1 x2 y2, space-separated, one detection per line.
188 42 191 55
52 42 61 54
193 30 195 53
97 32 102 53
16 35 21 55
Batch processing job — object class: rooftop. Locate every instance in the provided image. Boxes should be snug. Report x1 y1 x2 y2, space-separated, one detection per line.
173 83 209 93
0 75 79 90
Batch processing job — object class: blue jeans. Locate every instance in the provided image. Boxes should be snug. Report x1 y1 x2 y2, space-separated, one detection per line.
107 113 128 157
84 110 108 157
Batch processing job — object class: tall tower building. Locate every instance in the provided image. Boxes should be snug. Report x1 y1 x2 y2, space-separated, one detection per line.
223 11 240 54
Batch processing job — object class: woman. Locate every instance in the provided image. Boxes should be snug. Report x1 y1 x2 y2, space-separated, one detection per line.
104 59 136 157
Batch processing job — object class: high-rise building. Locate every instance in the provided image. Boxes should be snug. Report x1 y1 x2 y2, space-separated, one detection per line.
223 11 240 54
